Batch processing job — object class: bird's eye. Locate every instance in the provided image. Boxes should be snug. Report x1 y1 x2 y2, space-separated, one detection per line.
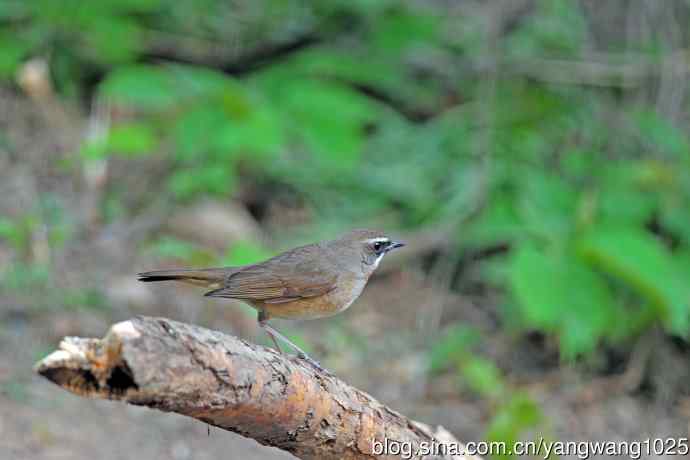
372 241 385 253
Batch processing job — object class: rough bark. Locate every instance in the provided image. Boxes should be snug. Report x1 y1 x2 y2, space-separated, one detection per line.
34 316 480 460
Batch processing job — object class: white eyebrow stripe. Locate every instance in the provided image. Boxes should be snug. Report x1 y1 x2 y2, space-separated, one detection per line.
366 237 390 244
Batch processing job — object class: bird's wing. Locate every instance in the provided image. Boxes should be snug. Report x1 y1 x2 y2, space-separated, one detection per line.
204 244 337 304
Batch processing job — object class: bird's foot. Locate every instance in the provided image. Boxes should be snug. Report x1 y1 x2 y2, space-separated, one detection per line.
297 352 334 377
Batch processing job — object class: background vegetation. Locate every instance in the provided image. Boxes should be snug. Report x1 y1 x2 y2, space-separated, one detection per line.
1 1 689 459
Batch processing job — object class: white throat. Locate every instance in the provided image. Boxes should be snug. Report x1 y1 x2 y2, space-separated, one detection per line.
372 253 384 269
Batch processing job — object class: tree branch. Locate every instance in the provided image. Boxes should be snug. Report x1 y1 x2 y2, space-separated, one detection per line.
34 316 479 460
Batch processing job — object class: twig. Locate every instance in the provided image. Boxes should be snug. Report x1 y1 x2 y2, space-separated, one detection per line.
34 316 480 460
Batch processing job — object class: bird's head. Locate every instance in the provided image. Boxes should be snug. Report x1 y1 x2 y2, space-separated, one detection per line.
333 229 405 274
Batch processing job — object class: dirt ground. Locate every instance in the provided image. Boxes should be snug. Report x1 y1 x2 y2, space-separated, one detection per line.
1 88 689 459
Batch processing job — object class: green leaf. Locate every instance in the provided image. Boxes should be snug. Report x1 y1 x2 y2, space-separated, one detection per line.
222 240 273 266
78 139 108 161
633 110 690 158
579 228 690 335
509 246 560 331
463 193 522 247
428 324 481 373
168 65 231 95
460 358 505 398
105 0 162 13
173 105 232 160
61 288 109 312
168 66 251 115
0 33 30 78
100 65 177 110
106 122 157 156
486 393 543 456
0 217 24 249
509 245 614 357
659 194 690 246
285 47 396 89
84 15 142 63
271 46 442 113
518 171 578 240
146 236 215 265
676 249 690 282
168 164 235 199
597 184 657 227
215 105 283 158
371 7 440 53
276 79 378 169
593 161 673 227
0 215 36 252
148 236 197 260
2 263 50 291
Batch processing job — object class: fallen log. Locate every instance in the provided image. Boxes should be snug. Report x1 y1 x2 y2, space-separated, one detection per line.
34 316 479 460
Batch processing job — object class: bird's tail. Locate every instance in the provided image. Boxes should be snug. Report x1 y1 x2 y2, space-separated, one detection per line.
137 267 228 288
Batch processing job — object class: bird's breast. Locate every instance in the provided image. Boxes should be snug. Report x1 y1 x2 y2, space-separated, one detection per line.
261 275 368 320
330 274 368 313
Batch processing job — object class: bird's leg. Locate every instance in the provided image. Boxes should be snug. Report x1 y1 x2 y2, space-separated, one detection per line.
257 312 329 374
258 314 283 354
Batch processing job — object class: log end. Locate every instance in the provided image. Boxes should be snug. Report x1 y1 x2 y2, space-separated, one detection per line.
34 322 139 399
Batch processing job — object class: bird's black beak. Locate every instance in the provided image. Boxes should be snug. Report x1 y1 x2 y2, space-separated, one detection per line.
387 241 405 252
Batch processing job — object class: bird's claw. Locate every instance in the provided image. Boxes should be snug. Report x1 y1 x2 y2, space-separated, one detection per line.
297 352 334 377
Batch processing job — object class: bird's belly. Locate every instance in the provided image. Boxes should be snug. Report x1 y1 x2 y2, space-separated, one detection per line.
261 278 366 320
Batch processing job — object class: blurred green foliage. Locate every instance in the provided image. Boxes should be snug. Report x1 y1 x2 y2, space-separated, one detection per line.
147 235 217 266
222 240 273 266
431 325 551 458
2 0 690 448
0 198 72 307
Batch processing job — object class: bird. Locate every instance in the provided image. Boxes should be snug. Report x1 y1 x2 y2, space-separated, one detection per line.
137 229 405 371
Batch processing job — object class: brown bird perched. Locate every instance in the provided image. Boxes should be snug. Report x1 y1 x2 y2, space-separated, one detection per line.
137 229 405 371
